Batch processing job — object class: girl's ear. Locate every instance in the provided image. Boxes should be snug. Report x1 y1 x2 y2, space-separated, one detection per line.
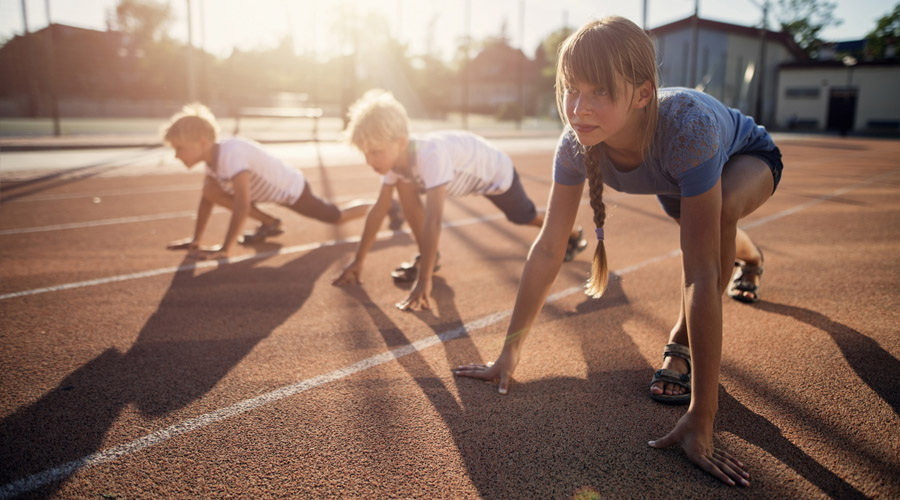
632 80 654 109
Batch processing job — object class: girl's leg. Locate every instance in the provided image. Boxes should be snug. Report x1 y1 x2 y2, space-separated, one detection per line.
651 155 775 398
202 178 277 225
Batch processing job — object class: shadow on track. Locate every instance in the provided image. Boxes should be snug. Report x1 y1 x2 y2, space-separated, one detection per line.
755 301 900 417
340 277 872 498
0 245 341 497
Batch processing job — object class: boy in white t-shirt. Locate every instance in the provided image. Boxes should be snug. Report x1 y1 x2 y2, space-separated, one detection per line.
333 90 587 311
162 103 391 260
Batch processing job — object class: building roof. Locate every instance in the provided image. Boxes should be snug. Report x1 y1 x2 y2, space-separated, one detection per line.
650 15 808 60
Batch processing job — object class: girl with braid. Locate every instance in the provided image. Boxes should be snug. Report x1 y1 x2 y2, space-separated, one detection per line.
454 16 783 487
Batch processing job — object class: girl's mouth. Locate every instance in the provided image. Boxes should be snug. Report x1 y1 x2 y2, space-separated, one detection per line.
572 123 598 134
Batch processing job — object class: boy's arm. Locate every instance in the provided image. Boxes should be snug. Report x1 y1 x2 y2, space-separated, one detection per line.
396 183 446 311
170 177 214 251
333 183 395 285
192 177 216 243
196 171 250 260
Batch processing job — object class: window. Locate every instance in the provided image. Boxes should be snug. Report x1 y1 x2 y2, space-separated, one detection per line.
786 87 820 98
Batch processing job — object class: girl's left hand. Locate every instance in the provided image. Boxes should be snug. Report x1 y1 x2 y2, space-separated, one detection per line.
649 411 750 486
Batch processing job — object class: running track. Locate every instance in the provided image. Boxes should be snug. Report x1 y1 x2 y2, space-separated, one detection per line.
1 135 898 499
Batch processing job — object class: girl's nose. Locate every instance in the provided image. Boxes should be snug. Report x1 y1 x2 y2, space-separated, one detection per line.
573 95 591 115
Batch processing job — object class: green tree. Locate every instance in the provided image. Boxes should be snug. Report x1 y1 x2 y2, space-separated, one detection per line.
774 0 843 57
106 0 172 45
865 2 900 59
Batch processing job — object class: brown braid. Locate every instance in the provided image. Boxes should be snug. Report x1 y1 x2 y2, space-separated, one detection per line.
584 146 609 298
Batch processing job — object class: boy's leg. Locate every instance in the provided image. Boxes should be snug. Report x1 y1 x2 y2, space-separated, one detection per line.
202 178 277 225
286 183 372 225
485 170 587 260
651 154 776 399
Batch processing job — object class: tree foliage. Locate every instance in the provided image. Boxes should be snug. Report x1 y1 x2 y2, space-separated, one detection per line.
774 0 842 56
106 0 172 45
865 2 900 59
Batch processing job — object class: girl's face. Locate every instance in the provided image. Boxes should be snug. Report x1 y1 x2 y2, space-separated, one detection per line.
563 75 637 148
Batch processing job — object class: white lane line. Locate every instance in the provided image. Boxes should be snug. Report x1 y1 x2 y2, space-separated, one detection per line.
1 168 896 497
6 184 198 202
2 195 367 235
0 210 223 235
0 251 640 500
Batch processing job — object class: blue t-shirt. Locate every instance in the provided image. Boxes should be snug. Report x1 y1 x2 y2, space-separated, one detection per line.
553 88 775 198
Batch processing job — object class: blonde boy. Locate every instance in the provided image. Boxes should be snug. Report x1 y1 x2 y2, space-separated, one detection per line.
333 90 586 310
163 103 377 260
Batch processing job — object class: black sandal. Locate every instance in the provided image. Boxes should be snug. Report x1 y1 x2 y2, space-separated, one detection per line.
239 219 284 245
391 252 441 282
564 226 588 262
649 343 692 405
728 247 764 303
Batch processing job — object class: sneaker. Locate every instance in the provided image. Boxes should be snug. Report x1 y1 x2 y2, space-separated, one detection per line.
564 226 588 262
391 252 441 282
387 199 405 230
239 219 284 245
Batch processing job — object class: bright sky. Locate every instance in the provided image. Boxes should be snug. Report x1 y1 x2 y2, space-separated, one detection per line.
1 0 896 59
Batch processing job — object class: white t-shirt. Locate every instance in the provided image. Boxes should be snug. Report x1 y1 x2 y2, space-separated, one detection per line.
382 131 515 197
206 137 306 205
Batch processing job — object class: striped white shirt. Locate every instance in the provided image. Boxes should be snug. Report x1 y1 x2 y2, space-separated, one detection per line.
382 131 514 197
206 138 306 205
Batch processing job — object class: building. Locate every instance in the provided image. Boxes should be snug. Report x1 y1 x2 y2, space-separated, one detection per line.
451 41 540 116
650 15 806 126
776 59 900 135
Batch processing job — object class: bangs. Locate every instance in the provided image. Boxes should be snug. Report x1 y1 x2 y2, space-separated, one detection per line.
558 28 620 101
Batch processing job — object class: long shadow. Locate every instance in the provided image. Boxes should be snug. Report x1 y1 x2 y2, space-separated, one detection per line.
755 301 900 416
343 276 871 498
0 147 161 203
0 246 342 497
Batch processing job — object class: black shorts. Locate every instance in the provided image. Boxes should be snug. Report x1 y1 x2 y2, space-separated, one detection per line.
484 169 538 225
657 146 784 220
286 183 341 224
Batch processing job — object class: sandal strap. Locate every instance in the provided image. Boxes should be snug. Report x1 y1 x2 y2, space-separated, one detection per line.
731 281 759 293
651 368 691 388
662 343 691 374
738 264 763 277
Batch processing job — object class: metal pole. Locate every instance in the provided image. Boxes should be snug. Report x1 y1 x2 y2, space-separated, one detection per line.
642 0 648 30
462 0 470 130
44 0 60 136
690 0 699 88
517 0 524 130
754 0 768 124
21 0 29 33
186 0 196 102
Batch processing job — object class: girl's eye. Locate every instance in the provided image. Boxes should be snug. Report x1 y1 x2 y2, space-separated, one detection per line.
594 88 608 96
565 86 579 95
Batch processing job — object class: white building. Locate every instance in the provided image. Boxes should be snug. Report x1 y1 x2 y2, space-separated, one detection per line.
651 16 806 126
776 61 900 135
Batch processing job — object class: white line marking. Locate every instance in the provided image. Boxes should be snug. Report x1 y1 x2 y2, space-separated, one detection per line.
0 210 223 235
0 168 896 497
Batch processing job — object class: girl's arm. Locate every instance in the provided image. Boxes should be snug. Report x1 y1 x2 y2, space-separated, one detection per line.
333 183 395 285
397 183 446 311
453 181 584 393
651 179 750 486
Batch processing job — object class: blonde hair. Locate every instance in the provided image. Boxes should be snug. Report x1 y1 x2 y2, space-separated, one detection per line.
344 89 409 150
555 16 659 298
162 103 219 144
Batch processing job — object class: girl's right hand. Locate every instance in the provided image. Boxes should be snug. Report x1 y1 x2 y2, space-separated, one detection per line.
453 347 520 395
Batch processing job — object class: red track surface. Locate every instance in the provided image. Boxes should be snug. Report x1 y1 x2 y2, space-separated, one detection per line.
1 136 898 499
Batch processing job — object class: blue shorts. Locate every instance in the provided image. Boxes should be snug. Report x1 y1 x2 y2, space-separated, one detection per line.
657 146 784 220
485 169 538 225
